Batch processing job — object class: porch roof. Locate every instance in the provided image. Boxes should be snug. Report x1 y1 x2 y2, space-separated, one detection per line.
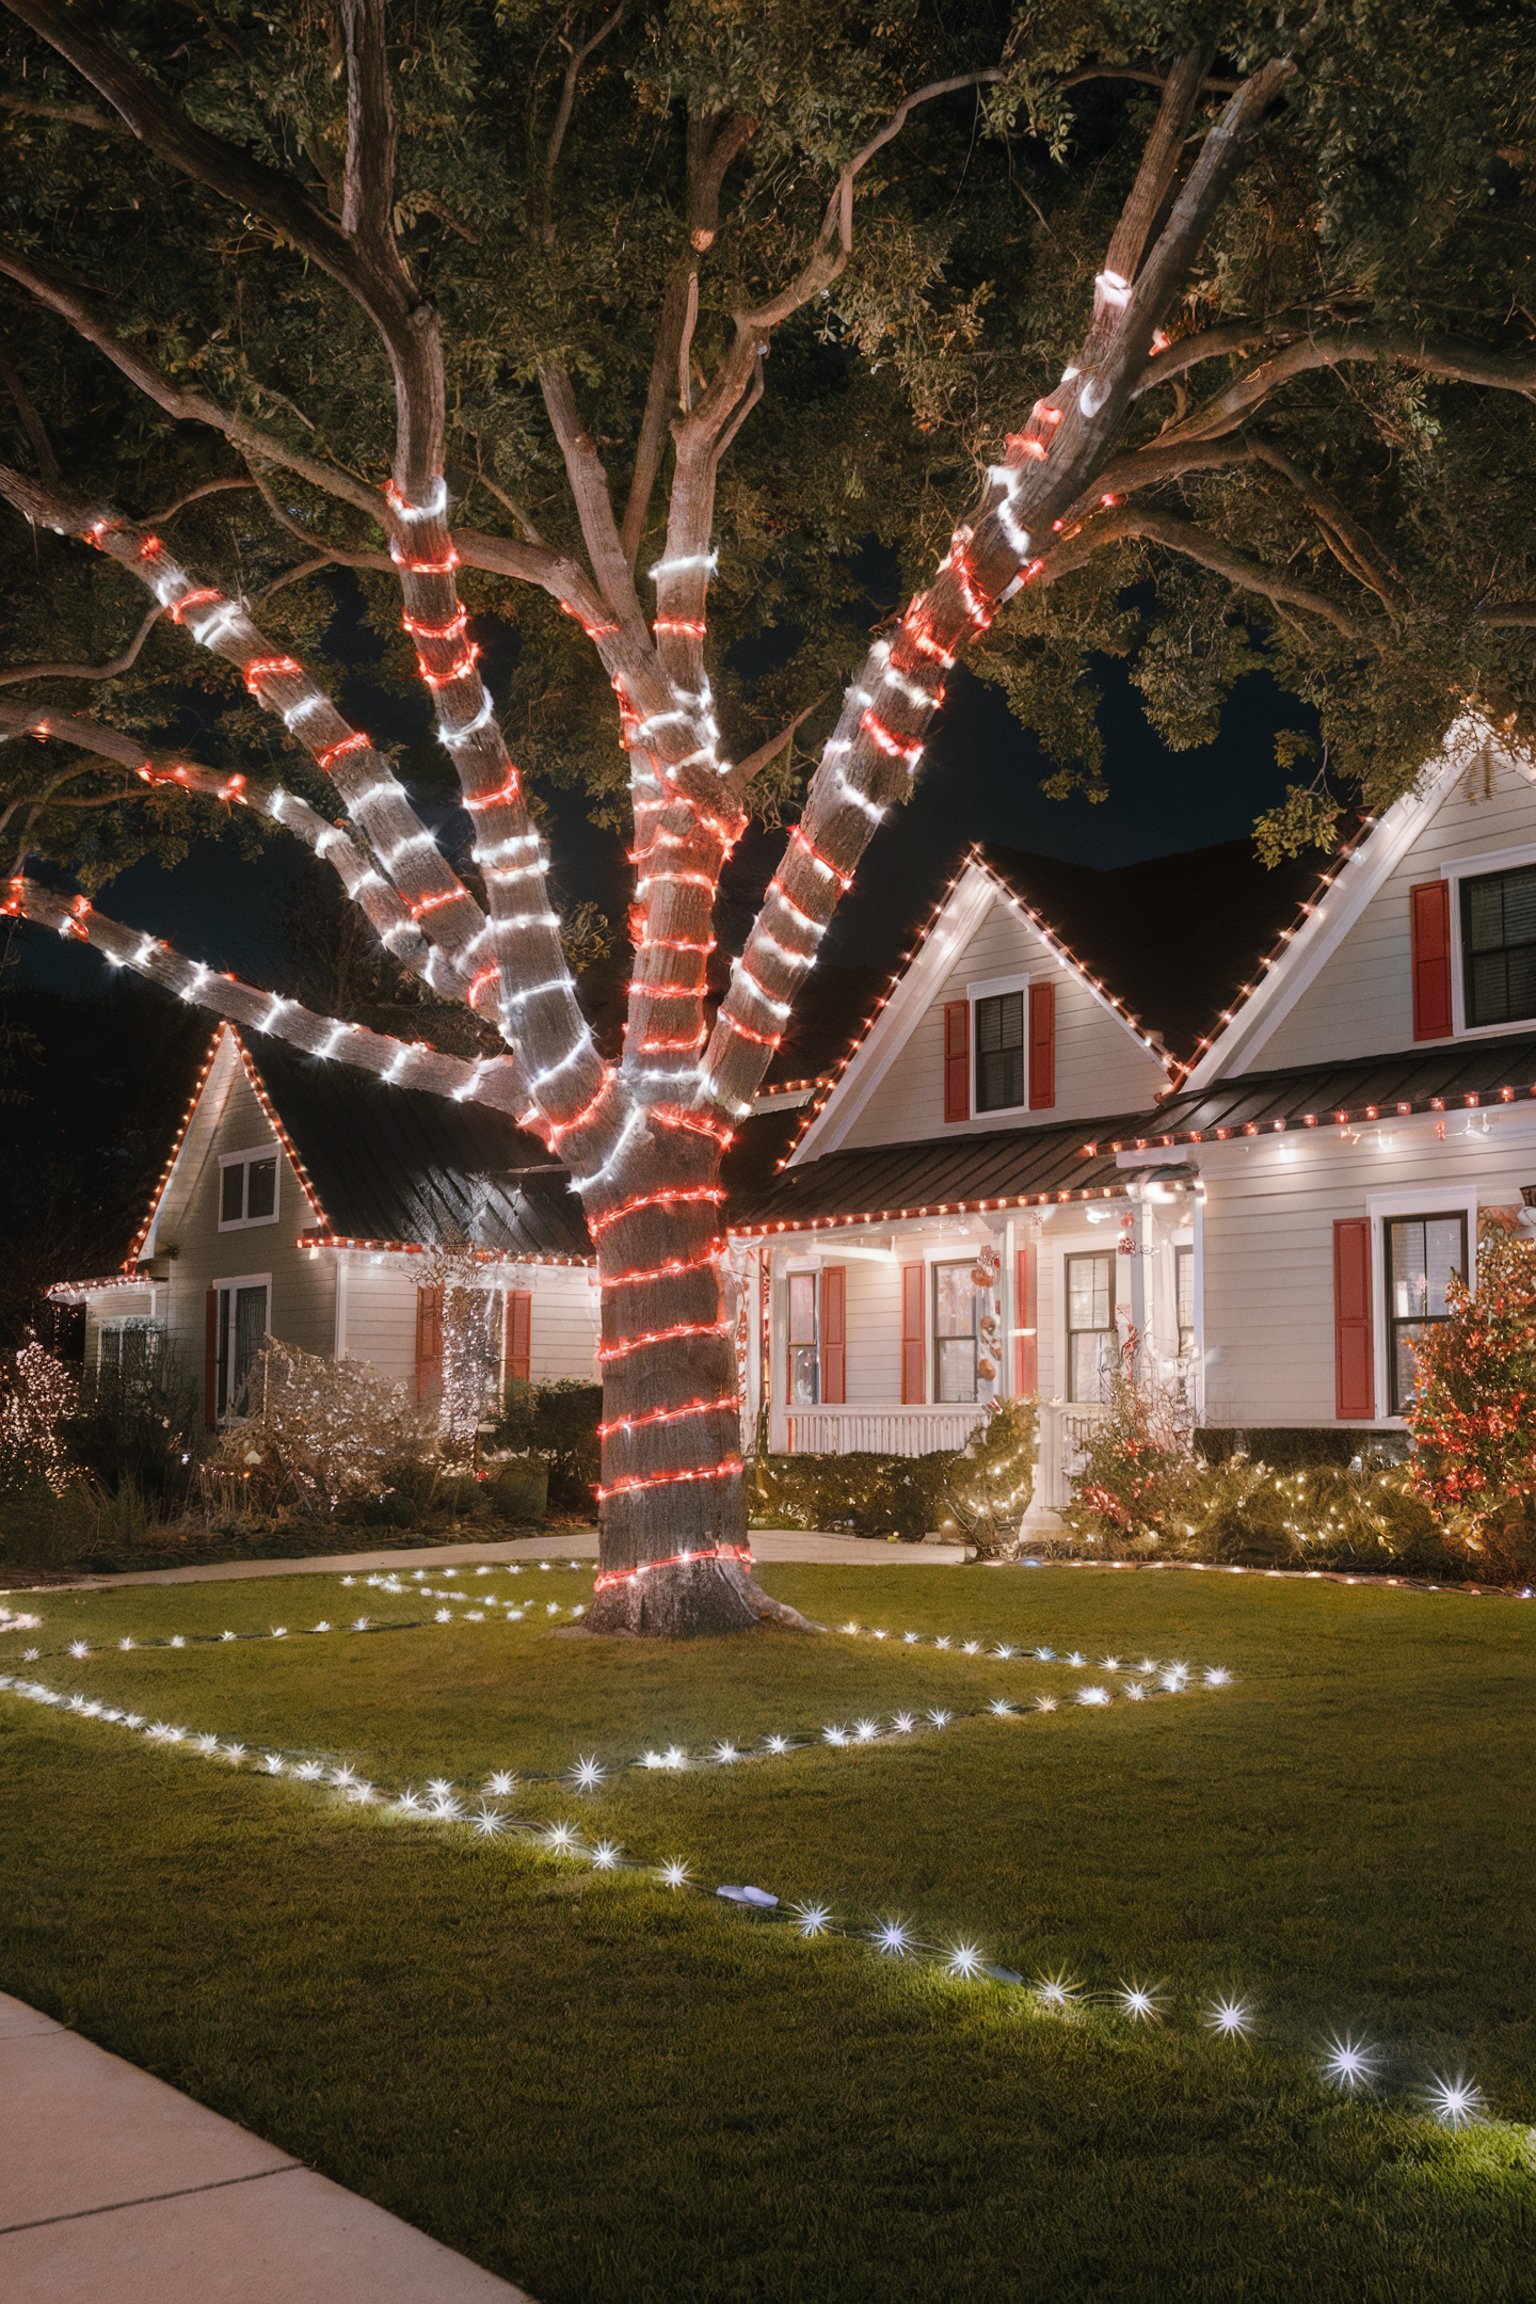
1088 1032 1536 1151
731 1114 1134 1234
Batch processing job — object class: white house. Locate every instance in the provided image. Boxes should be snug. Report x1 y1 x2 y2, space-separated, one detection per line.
49 1022 599 1423
730 728 1536 1515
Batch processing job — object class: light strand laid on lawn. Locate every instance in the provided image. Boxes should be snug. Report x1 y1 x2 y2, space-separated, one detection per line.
0 1666 1495 2138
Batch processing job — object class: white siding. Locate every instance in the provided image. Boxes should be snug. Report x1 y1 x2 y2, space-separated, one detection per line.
838 883 1168 1150
337 1256 598 1388
1196 1109 1536 1426
1256 753 1536 1070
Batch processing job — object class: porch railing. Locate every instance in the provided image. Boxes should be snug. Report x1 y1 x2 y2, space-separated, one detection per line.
780 1406 988 1458
1028 1400 1112 1517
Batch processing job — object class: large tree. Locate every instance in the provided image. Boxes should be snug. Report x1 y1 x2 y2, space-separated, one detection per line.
1 2 1533 1632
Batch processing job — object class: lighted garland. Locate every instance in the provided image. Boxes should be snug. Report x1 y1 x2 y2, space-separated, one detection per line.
0 1667 1494 2136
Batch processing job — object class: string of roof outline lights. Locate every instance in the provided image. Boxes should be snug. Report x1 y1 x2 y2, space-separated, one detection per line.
1086 1077 1536 1153
0 1668 1493 2136
773 845 1178 1173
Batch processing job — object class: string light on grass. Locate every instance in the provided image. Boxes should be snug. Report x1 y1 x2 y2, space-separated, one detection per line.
794 1902 833 1938
874 1920 911 1957
947 1943 986 1981
1035 1973 1080 2011
1322 2035 1380 2092
1206 1997 1254 2039
1118 1981 1164 2023
659 1859 691 1889
572 1757 606 1791
1425 2074 1483 2128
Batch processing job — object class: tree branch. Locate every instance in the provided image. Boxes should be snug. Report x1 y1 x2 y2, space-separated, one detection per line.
0 239 383 518
1152 326 1536 449
2 873 524 1114
1037 502 1384 640
541 2 629 248
0 601 163 688
0 337 59 478
538 364 644 631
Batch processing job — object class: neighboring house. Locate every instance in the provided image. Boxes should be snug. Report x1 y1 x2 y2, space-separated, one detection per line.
49 1022 598 1424
730 729 1536 1519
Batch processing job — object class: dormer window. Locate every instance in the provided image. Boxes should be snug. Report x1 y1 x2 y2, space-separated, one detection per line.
1461 864 1536 1028
219 1146 280 1230
975 992 1025 1112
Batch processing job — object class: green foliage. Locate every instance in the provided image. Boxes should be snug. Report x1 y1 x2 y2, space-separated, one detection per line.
750 1448 960 1538
3 1 1535 902
492 1378 602 1510
1408 1214 1536 1585
938 1397 1037 1555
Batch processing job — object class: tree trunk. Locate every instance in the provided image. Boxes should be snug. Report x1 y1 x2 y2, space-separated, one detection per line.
584 1129 799 1637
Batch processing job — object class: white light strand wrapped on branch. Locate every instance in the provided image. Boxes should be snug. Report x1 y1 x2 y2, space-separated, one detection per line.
0 875 525 1113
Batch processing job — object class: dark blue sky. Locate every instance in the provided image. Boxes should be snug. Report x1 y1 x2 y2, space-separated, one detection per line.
13 653 1304 997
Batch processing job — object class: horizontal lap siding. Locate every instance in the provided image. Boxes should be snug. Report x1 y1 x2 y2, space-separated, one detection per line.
153 1057 335 1385
1198 1119 1536 1424
844 1259 905 1404
340 1262 598 1386
1258 762 1536 1070
528 1270 601 1380
339 1263 420 1387
846 896 1166 1149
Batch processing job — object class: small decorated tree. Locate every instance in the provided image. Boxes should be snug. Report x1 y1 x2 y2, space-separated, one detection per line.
1408 1215 1536 1582
0 1337 80 1498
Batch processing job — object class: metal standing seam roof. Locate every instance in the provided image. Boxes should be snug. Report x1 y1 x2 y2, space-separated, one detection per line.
1090 1034 1536 1150
243 1038 593 1259
732 1113 1137 1231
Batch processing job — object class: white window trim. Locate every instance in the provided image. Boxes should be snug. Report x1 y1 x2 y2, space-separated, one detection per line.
783 1264 820 1408
218 1143 282 1232
212 1272 272 1422
1441 843 1536 1041
1365 1187 1477 1425
1053 1234 1123 1407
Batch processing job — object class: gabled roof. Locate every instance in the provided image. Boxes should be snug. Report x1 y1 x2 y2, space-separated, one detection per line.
1086 1031 1536 1153
131 1025 592 1268
734 1112 1133 1233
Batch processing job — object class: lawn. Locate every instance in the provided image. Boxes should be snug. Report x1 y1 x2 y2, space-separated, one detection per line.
1 1561 1532 2303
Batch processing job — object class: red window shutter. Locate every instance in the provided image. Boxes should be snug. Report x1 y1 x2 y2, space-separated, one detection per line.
1028 981 1056 1109
1333 1219 1376 1420
204 1287 219 1430
943 1001 970 1123
1014 1243 1038 1395
504 1288 532 1387
1410 879 1453 1041
415 1283 445 1405
900 1264 927 1403
820 1267 847 1404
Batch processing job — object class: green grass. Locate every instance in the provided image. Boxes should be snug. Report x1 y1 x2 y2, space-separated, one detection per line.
2 1563 1533 2302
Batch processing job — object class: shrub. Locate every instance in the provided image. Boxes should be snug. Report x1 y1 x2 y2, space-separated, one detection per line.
210 1341 436 1515
749 1449 961 1540
938 1399 1038 1557
1408 1214 1536 1584
483 1454 550 1523
492 1381 601 1512
70 1350 198 1512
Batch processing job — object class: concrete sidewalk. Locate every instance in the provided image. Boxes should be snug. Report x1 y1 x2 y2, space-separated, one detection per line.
10 1528 966 1594
0 1993 532 2302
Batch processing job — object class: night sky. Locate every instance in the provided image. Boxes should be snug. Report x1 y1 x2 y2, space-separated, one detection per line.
14 652 1308 1000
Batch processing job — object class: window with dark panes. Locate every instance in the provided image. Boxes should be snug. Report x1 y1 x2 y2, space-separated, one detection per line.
787 1271 819 1405
1066 1252 1115 1403
974 992 1025 1112
933 1262 979 1403
1461 865 1536 1027
1385 1214 1466 1414
214 1281 269 1418
219 1150 279 1228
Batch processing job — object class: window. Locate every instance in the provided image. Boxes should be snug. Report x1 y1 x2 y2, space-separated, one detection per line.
1385 1215 1466 1414
933 1262 979 1403
1461 864 1536 1028
219 1146 280 1229
98 1320 164 1388
1065 1252 1115 1403
214 1280 269 1418
787 1271 819 1405
974 992 1025 1112
1174 1245 1195 1358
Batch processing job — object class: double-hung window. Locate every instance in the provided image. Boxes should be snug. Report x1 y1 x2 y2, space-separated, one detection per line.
933 1262 979 1403
1461 864 1536 1028
219 1146 280 1229
1066 1252 1115 1403
974 992 1025 1113
1385 1214 1466 1414
787 1271 819 1405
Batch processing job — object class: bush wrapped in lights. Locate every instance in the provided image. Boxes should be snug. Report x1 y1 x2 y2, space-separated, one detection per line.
938 1399 1038 1557
209 1340 436 1516
1408 1213 1536 1584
